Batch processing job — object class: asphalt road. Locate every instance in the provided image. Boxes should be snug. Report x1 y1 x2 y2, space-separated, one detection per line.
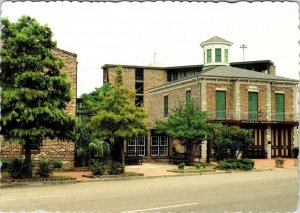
0 169 298 213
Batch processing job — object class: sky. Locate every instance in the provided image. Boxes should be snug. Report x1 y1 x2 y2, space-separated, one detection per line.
1 1 299 97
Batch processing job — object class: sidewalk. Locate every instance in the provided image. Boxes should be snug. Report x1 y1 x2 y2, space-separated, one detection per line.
52 158 297 181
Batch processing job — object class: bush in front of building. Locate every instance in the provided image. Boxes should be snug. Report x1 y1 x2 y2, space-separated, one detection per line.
53 160 63 169
7 157 32 179
216 158 254 170
108 161 124 175
292 147 299 159
92 161 124 176
178 163 185 170
0 158 11 170
36 160 52 178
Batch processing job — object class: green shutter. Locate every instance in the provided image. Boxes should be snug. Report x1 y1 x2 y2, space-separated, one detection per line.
275 93 285 121
186 90 192 106
215 48 221 62
216 91 226 120
207 49 212 63
225 49 228 62
164 95 168 117
248 92 258 120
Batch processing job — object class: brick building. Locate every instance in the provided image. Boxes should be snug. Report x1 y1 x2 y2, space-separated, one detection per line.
103 36 298 160
0 48 77 169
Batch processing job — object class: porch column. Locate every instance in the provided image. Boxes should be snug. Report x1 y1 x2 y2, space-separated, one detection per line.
266 82 272 121
200 80 207 111
201 140 207 161
233 80 240 120
266 126 272 159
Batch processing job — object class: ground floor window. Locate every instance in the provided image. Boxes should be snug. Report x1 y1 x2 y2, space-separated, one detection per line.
150 136 169 156
127 137 146 156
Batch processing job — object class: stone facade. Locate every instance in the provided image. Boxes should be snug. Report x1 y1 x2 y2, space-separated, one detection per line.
0 48 77 170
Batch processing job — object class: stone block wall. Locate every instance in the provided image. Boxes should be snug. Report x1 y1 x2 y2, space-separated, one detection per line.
0 137 75 170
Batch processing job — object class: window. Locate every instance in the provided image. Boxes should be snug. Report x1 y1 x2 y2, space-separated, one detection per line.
164 95 168 117
248 92 258 120
216 91 226 120
151 136 169 156
207 49 212 63
225 49 228 62
186 90 192 106
127 137 146 156
275 93 285 121
215 48 222 62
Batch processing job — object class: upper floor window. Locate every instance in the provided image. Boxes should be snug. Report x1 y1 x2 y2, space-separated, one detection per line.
225 49 229 62
215 91 226 120
275 93 285 121
207 49 212 63
248 92 258 120
164 95 168 117
215 48 222 62
186 90 192 106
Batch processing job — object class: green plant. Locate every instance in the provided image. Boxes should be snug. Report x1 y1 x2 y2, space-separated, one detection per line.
194 163 201 169
91 161 105 175
7 157 32 179
0 159 11 170
53 160 63 169
36 160 52 178
178 163 185 170
217 158 254 170
108 161 124 175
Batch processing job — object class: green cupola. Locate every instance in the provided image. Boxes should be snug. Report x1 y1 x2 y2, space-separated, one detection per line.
200 36 233 69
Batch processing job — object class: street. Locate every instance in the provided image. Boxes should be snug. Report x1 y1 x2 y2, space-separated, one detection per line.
0 169 298 212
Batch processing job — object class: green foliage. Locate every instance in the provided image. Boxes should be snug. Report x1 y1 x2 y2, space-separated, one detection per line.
0 159 11 170
293 147 299 159
178 163 185 170
194 162 201 169
53 160 63 168
7 157 32 179
91 161 106 175
75 119 111 166
217 158 254 170
90 65 148 165
156 101 208 160
108 161 124 175
0 16 75 176
208 124 253 160
36 159 52 177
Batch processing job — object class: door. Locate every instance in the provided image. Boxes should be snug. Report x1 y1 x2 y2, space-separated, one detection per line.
271 127 291 157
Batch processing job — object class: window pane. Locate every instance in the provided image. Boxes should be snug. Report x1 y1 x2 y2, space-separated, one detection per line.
248 92 258 120
160 136 168 146
216 91 226 120
128 138 136 146
215 48 221 62
151 136 159 146
159 146 168 156
275 94 285 121
164 96 168 117
151 146 159 156
207 49 212 63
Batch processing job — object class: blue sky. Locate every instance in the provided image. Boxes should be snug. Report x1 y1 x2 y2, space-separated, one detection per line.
2 1 299 96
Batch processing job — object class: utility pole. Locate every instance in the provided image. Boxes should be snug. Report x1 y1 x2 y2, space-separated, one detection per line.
240 44 247 61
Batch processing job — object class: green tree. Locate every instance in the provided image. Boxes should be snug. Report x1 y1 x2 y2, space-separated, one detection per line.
90 65 148 166
156 101 209 162
0 16 75 177
209 124 253 160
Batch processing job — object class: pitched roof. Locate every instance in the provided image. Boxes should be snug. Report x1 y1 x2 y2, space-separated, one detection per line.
200 36 233 46
201 66 298 82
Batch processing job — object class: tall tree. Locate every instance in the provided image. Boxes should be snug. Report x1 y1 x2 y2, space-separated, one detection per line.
0 16 75 177
90 65 148 166
156 101 209 162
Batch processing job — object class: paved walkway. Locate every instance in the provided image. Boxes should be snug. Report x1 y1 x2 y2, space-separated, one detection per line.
52 158 297 181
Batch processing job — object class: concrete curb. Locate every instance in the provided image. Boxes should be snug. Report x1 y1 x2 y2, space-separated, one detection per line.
0 168 277 188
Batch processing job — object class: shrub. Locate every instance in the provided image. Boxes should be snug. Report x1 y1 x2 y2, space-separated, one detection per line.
108 161 124 175
7 158 24 179
53 160 63 169
178 163 185 170
0 159 11 170
293 147 299 159
92 161 105 175
217 158 254 170
194 163 201 169
36 160 52 178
